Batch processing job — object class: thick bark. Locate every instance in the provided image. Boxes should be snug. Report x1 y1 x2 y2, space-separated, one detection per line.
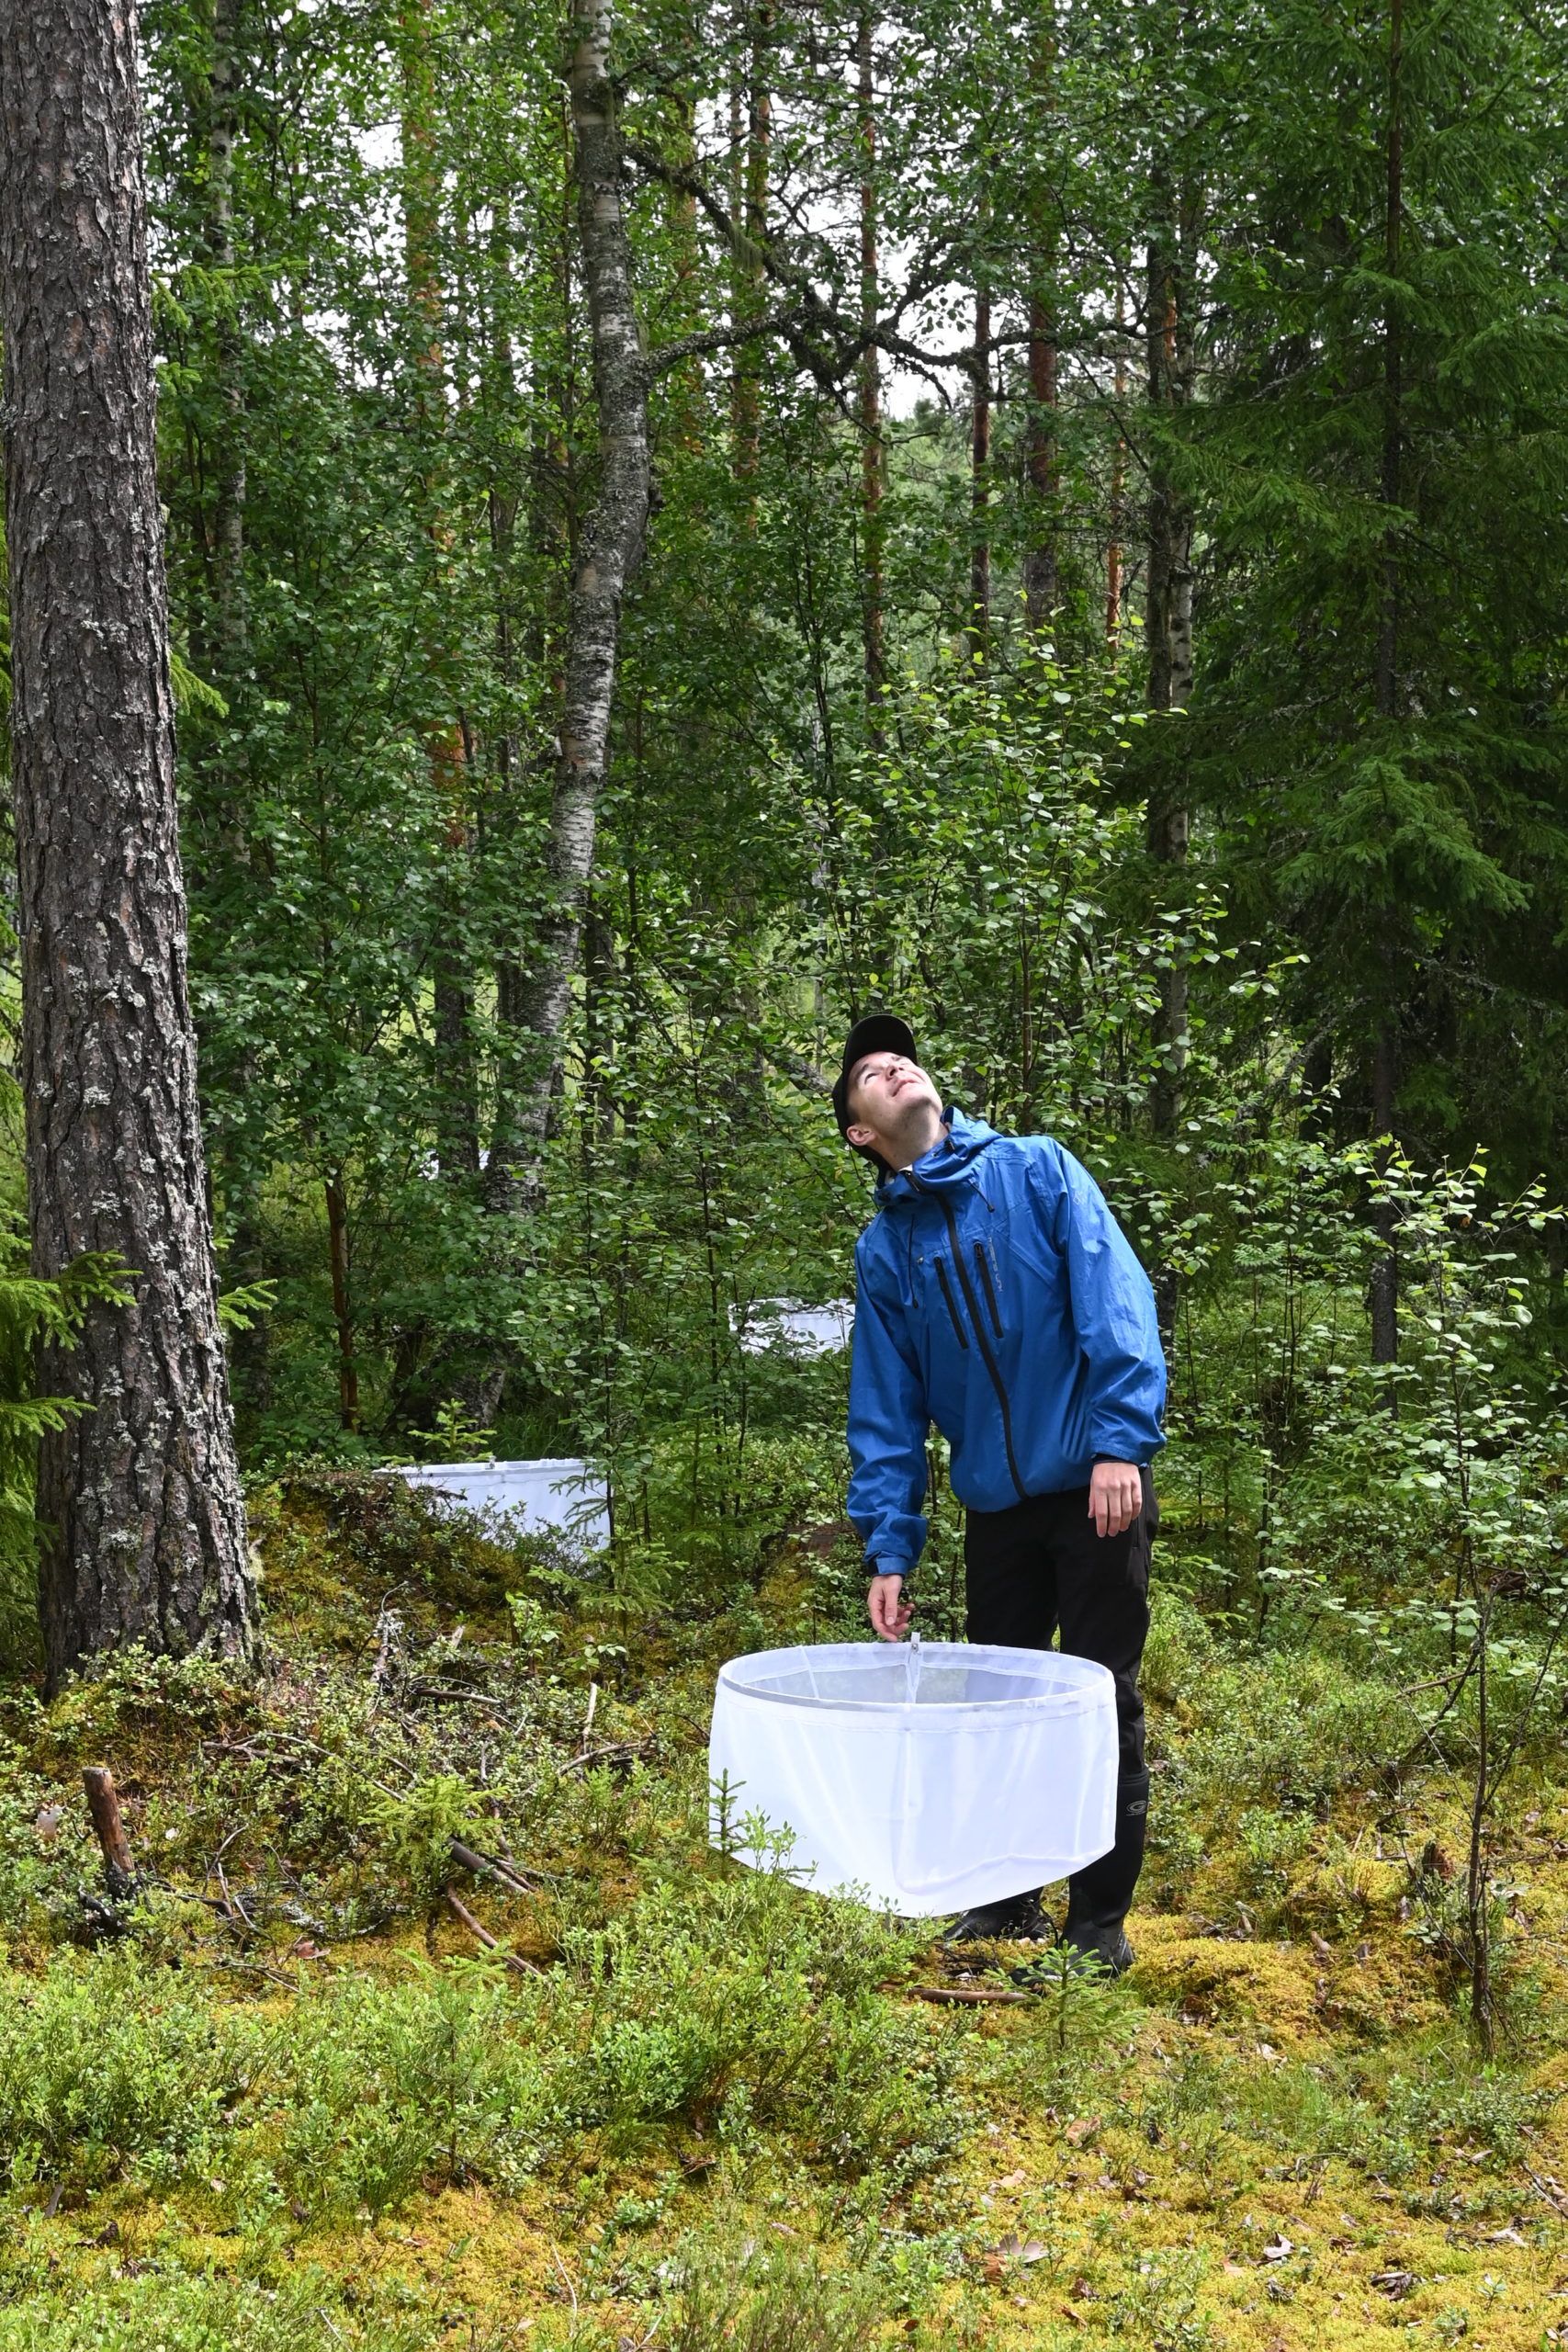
969 284 990 657
485 0 650 1211
857 9 885 708
0 0 254 1688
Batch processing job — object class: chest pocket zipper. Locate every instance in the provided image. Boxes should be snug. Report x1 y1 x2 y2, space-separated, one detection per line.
974 1242 1004 1340
934 1258 968 1349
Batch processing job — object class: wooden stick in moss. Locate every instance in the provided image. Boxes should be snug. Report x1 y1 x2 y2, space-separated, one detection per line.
448 1837 535 1894
82 1764 137 1898
445 1885 543 1975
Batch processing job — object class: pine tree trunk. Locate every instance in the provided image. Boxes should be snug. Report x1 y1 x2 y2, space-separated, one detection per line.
0 0 254 1689
486 0 650 1209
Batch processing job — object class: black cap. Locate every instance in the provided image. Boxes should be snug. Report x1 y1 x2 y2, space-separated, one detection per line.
832 1014 919 1149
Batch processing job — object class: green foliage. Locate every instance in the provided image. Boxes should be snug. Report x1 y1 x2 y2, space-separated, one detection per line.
0 1238 132 1672
0 2274 429 2352
0 1867 948 2219
661 2236 888 2352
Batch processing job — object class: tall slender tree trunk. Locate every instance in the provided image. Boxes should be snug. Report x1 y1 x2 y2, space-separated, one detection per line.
1024 293 1058 631
201 0 273 1424
1145 184 1195 1133
729 3 768 485
1022 10 1058 633
1370 1016 1399 1372
207 0 245 667
1106 278 1127 648
0 0 254 1689
1370 0 1404 1374
1145 178 1196 1346
400 0 477 1181
491 94 574 1202
857 8 885 714
969 284 991 658
485 0 650 1211
324 1170 358 1430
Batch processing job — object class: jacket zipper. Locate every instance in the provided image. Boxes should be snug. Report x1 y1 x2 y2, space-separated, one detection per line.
974 1242 1005 1340
910 1172 1025 1500
934 1259 968 1350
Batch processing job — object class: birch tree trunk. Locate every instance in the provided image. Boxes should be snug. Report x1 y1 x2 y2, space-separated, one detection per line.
486 0 650 1211
0 0 255 1688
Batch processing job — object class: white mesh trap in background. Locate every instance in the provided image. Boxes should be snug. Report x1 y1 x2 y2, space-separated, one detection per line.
388 1459 611 1547
708 1636 1117 1915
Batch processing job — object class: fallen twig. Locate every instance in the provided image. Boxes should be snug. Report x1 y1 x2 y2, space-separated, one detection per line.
211 1953 301 1992
905 1983 1031 2007
557 1740 646 1779
1524 2163 1568 2218
448 1837 535 1894
445 1885 544 1976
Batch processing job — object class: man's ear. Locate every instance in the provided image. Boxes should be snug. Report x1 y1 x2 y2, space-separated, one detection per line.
845 1121 880 1151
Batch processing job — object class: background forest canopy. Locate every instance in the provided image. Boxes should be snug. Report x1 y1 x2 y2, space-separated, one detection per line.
10 0 1568 1563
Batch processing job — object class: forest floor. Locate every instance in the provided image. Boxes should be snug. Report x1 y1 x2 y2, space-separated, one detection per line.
1 1476 1566 2351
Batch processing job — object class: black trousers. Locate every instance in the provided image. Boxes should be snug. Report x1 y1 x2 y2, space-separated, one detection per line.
964 1472 1155 1923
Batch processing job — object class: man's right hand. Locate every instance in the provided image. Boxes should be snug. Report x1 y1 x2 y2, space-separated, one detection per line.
868 1573 913 1642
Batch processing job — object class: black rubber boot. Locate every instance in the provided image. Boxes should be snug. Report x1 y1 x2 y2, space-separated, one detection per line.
1060 1767 1149 1976
942 1887 1052 1944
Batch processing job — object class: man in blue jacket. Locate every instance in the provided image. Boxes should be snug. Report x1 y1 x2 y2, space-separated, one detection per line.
835 1013 1166 1973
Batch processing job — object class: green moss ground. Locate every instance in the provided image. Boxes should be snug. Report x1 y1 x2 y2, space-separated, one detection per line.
0 1476 1564 2350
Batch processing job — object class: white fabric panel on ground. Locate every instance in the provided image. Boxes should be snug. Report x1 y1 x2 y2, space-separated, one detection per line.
389 1459 610 1546
708 1639 1117 1915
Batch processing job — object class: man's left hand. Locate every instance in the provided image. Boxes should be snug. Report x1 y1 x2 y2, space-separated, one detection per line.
1089 1460 1143 1539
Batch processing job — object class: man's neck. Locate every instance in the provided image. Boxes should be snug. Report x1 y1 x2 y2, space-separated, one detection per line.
891 1112 949 1170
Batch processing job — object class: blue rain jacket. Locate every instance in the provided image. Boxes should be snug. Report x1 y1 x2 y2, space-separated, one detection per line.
847 1108 1166 1575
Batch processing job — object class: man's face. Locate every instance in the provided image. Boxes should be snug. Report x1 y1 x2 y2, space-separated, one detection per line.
844 1052 943 1152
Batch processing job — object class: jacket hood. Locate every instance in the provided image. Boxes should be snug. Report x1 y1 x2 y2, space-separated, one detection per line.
874 1106 1001 1207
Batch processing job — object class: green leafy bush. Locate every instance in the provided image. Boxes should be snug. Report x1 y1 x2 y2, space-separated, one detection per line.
0 1238 132 1673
